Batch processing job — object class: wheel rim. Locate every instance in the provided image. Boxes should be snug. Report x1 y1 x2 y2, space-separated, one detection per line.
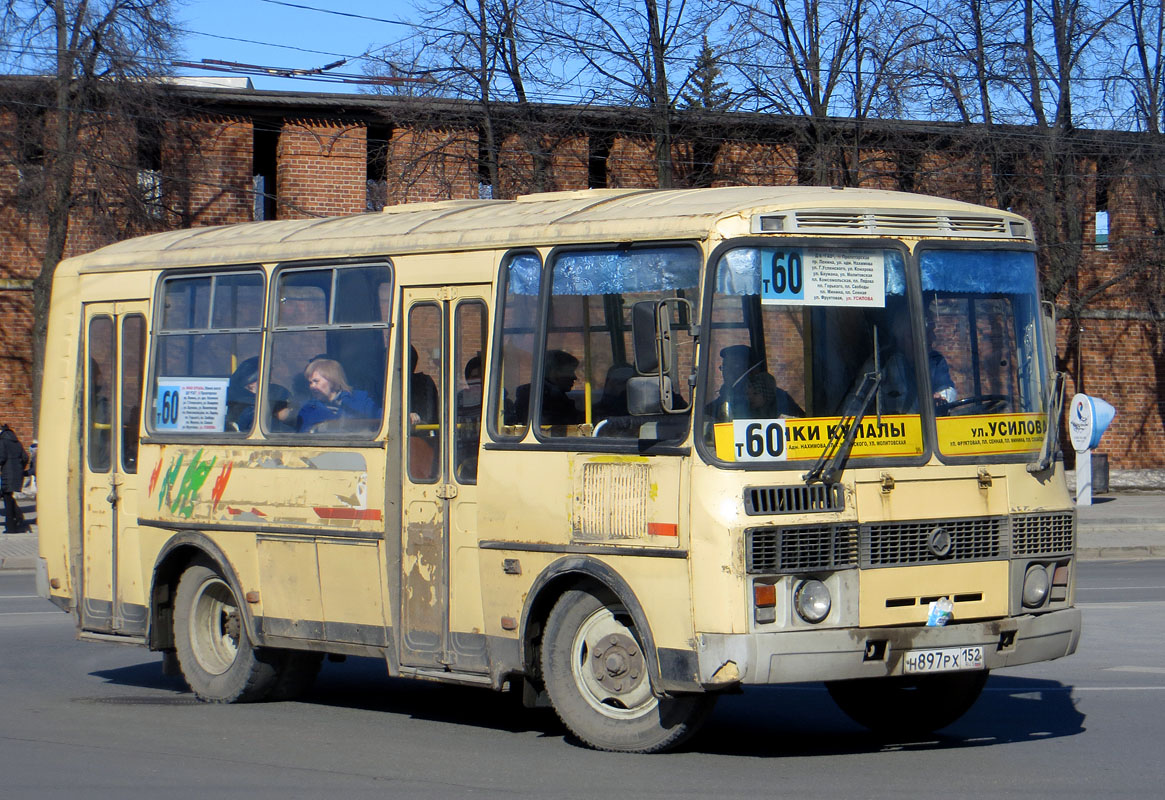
189 576 241 675
570 603 657 719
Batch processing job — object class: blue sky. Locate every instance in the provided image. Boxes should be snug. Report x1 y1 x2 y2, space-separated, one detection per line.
177 0 412 93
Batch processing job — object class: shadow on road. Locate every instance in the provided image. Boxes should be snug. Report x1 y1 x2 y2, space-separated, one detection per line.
91 655 1083 754
689 676 1084 756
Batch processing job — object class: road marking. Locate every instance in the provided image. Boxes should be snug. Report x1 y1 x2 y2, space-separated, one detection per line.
0 611 66 617
1104 666 1165 674
1077 600 1165 608
0 595 42 599
1077 586 1165 591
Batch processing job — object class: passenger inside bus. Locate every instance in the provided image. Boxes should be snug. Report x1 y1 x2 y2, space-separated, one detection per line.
871 309 956 415
224 357 259 431
409 345 439 426
455 355 483 480
297 357 381 432
743 371 805 419
513 349 584 426
709 345 802 421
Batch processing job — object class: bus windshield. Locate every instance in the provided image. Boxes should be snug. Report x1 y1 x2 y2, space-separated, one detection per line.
701 245 1048 465
922 249 1049 458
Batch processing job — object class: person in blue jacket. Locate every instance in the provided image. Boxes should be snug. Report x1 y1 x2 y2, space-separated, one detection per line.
297 357 381 431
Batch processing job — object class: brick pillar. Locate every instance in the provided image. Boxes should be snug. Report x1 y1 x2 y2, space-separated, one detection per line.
278 119 367 218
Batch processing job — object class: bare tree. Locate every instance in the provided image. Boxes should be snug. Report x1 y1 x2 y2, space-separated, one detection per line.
729 0 929 185
1 0 180 430
535 0 719 187
365 0 570 196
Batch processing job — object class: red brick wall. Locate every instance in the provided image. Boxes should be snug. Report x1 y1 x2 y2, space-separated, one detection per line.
387 127 478 204
713 141 798 186
278 119 367 218
2 103 1164 468
165 116 254 226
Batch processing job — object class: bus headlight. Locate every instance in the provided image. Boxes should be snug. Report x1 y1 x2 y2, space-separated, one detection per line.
1022 564 1051 608
793 579 831 623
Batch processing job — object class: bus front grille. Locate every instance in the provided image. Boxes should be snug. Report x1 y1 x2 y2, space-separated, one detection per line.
1010 512 1075 556
746 525 859 573
744 483 845 515
862 516 1008 567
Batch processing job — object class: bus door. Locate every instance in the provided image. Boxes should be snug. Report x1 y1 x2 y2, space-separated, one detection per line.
81 302 147 635
399 286 490 672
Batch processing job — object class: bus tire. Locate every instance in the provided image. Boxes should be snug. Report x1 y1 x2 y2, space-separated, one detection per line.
826 669 989 735
173 562 278 703
540 586 714 753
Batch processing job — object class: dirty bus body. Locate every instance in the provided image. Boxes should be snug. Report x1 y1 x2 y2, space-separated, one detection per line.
36 187 1080 753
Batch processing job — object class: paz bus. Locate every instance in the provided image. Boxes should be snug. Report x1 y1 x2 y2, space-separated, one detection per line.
36 187 1080 752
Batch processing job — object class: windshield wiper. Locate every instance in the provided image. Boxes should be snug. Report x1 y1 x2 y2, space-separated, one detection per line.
803 369 882 485
1027 371 1066 473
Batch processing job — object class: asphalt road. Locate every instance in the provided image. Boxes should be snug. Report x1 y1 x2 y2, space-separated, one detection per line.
3 561 1164 799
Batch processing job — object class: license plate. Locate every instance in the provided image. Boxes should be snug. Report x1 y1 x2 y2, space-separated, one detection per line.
902 645 985 675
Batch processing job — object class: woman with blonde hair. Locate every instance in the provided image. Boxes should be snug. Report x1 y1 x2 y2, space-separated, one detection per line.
297 357 380 431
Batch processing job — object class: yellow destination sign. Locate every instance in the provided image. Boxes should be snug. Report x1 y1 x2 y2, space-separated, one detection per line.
714 415 924 462
936 413 1045 455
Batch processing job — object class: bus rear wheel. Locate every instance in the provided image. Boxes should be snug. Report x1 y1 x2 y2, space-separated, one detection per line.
173 562 279 703
826 670 989 736
540 586 715 753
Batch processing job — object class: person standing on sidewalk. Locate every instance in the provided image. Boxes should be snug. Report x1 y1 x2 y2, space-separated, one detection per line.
0 423 29 533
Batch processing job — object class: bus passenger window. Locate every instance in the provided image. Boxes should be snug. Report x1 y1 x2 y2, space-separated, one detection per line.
408 304 442 481
87 318 114 472
541 245 700 441
150 271 263 436
492 252 540 439
267 263 392 436
454 300 487 483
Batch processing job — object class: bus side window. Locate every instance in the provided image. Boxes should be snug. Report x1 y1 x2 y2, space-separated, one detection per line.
491 252 540 440
150 271 263 436
408 303 442 481
542 246 700 440
267 264 392 436
454 300 487 483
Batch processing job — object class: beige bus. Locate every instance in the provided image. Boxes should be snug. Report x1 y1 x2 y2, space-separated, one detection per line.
36 187 1080 752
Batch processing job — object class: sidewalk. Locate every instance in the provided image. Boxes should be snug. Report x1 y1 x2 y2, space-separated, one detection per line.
3 489 1164 571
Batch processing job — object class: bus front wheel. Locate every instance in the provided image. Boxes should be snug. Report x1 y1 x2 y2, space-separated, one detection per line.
540 586 715 753
173 562 280 703
826 670 989 736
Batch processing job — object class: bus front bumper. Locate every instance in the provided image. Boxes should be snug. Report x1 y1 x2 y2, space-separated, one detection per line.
693 607 1081 686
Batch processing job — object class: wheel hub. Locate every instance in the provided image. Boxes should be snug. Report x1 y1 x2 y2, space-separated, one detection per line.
591 632 644 694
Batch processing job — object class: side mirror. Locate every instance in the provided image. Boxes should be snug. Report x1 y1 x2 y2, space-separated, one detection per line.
631 301 659 374
627 375 673 415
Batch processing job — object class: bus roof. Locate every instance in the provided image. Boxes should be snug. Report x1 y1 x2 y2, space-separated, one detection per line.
60 186 1031 275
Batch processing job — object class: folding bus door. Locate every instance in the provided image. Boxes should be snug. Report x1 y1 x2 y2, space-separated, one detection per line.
80 302 148 635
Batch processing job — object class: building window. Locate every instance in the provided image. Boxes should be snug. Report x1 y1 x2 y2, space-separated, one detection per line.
1095 209 1109 251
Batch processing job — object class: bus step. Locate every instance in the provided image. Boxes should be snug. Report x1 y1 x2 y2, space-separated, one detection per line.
78 631 148 647
400 666 494 687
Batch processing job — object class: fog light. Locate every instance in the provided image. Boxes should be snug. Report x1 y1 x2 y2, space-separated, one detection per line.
1022 564 1050 608
793 579 831 623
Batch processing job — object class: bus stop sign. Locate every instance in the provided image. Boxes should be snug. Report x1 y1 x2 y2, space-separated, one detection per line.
1068 393 1115 453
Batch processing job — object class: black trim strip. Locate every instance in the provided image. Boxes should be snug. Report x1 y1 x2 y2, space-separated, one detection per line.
138 517 384 540
482 440 691 457
479 540 687 558
139 435 387 449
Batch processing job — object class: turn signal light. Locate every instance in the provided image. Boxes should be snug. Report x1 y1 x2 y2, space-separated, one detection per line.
754 583 777 608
